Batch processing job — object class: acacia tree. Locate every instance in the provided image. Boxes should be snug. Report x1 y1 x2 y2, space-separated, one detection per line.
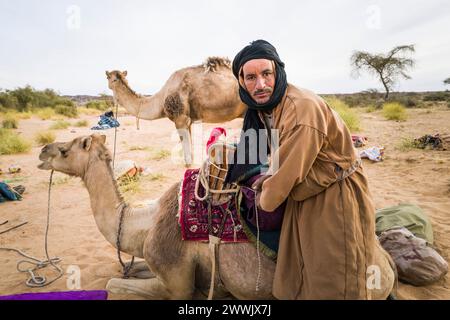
350 45 415 100
444 78 450 85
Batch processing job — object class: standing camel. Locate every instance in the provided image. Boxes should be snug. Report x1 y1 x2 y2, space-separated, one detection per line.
38 134 396 300
106 57 246 165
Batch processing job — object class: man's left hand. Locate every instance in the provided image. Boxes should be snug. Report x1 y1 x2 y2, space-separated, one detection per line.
252 175 271 210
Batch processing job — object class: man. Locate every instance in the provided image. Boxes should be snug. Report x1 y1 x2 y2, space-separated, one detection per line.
227 40 379 299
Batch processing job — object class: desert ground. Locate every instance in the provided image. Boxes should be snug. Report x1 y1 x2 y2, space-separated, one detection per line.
0 106 449 300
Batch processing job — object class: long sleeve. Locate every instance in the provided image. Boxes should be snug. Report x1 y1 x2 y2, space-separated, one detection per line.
259 125 324 212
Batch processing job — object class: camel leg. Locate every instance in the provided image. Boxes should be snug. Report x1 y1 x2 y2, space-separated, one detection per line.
174 115 193 167
126 260 155 279
107 277 169 299
107 259 196 299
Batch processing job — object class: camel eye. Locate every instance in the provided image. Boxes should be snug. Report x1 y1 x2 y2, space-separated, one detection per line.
59 147 68 157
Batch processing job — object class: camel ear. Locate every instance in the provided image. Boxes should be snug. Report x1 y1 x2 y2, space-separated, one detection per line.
81 136 93 151
105 71 110 78
98 134 106 144
90 133 106 145
122 70 127 77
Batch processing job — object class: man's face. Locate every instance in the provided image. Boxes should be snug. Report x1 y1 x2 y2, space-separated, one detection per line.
242 59 275 104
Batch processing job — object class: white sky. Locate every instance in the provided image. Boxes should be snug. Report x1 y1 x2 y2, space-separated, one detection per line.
0 0 449 95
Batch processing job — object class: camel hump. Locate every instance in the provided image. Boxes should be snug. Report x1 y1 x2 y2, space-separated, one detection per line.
203 56 231 72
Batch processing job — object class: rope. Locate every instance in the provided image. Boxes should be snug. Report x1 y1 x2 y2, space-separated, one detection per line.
112 102 119 170
115 203 135 278
194 161 240 202
0 222 28 235
254 195 262 294
0 170 64 287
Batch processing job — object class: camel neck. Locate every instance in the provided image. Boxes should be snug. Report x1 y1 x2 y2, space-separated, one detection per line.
113 82 165 120
82 159 153 258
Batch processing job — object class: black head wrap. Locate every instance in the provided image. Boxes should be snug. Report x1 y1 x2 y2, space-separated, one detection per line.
226 40 288 184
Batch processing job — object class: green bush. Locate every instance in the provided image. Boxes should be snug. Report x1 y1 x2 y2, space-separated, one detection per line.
0 86 74 112
0 128 31 155
85 100 110 111
423 92 450 102
382 102 407 121
323 97 361 132
55 105 78 118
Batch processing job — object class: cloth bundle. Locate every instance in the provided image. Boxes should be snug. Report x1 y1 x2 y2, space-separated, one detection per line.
91 111 120 130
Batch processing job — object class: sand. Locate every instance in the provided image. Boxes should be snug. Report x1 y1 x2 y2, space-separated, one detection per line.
0 106 449 300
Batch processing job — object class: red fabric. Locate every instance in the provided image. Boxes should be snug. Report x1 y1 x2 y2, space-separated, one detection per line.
179 169 248 243
206 127 227 154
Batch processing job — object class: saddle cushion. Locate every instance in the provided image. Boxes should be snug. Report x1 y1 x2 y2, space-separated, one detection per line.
179 169 248 243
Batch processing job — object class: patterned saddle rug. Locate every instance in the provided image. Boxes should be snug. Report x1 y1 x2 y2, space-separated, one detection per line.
178 168 248 243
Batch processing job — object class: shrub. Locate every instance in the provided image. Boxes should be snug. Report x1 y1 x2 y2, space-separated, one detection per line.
85 100 110 111
74 119 88 127
78 107 100 115
50 120 70 130
0 128 31 154
0 86 74 112
382 102 407 121
396 137 418 151
35 107 56 120
323 97 361 132
423 92 450 102
35 131 56 146
2 116 18 129
55 105 78 118
365 105 377 113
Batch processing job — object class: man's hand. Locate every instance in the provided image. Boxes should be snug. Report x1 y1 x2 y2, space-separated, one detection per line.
251 174 271 191
251 175 272 209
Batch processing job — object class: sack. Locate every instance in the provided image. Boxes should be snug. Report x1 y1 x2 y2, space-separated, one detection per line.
240 175 285 231
376 203 434 244
379 227 448 286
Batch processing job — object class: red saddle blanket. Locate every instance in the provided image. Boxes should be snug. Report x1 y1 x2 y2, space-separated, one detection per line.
179 169 248 243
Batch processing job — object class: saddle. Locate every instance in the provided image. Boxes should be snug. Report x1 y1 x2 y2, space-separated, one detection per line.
178 128 285 299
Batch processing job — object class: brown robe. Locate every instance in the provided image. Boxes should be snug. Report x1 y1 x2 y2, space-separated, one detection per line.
259 84 377 299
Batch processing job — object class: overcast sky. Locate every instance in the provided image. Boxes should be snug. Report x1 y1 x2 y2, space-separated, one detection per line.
0 0 449 95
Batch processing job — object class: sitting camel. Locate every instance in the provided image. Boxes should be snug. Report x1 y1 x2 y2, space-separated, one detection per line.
106 57 246 166
38 134 396 299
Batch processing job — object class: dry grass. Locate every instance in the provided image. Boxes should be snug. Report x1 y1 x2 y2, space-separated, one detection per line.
148 173 166 181
149 149 171 161
323 97 361 132
34 130 56 146
396 137 418 151
2 116 18 129
118 176 141 198
74 119 89 127
129 145 151 151
34 107 57 120
77 107 101 116
49 120 70 130
382 102 407 121
0 128 32 155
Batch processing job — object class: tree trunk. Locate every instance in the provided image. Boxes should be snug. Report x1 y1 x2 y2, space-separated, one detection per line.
379 74 390 100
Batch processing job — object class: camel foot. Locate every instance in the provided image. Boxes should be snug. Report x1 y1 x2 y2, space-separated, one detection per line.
107 277 169 299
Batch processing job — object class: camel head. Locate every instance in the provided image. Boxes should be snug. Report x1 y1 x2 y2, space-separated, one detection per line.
106 70 127 90
38 134 109 177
